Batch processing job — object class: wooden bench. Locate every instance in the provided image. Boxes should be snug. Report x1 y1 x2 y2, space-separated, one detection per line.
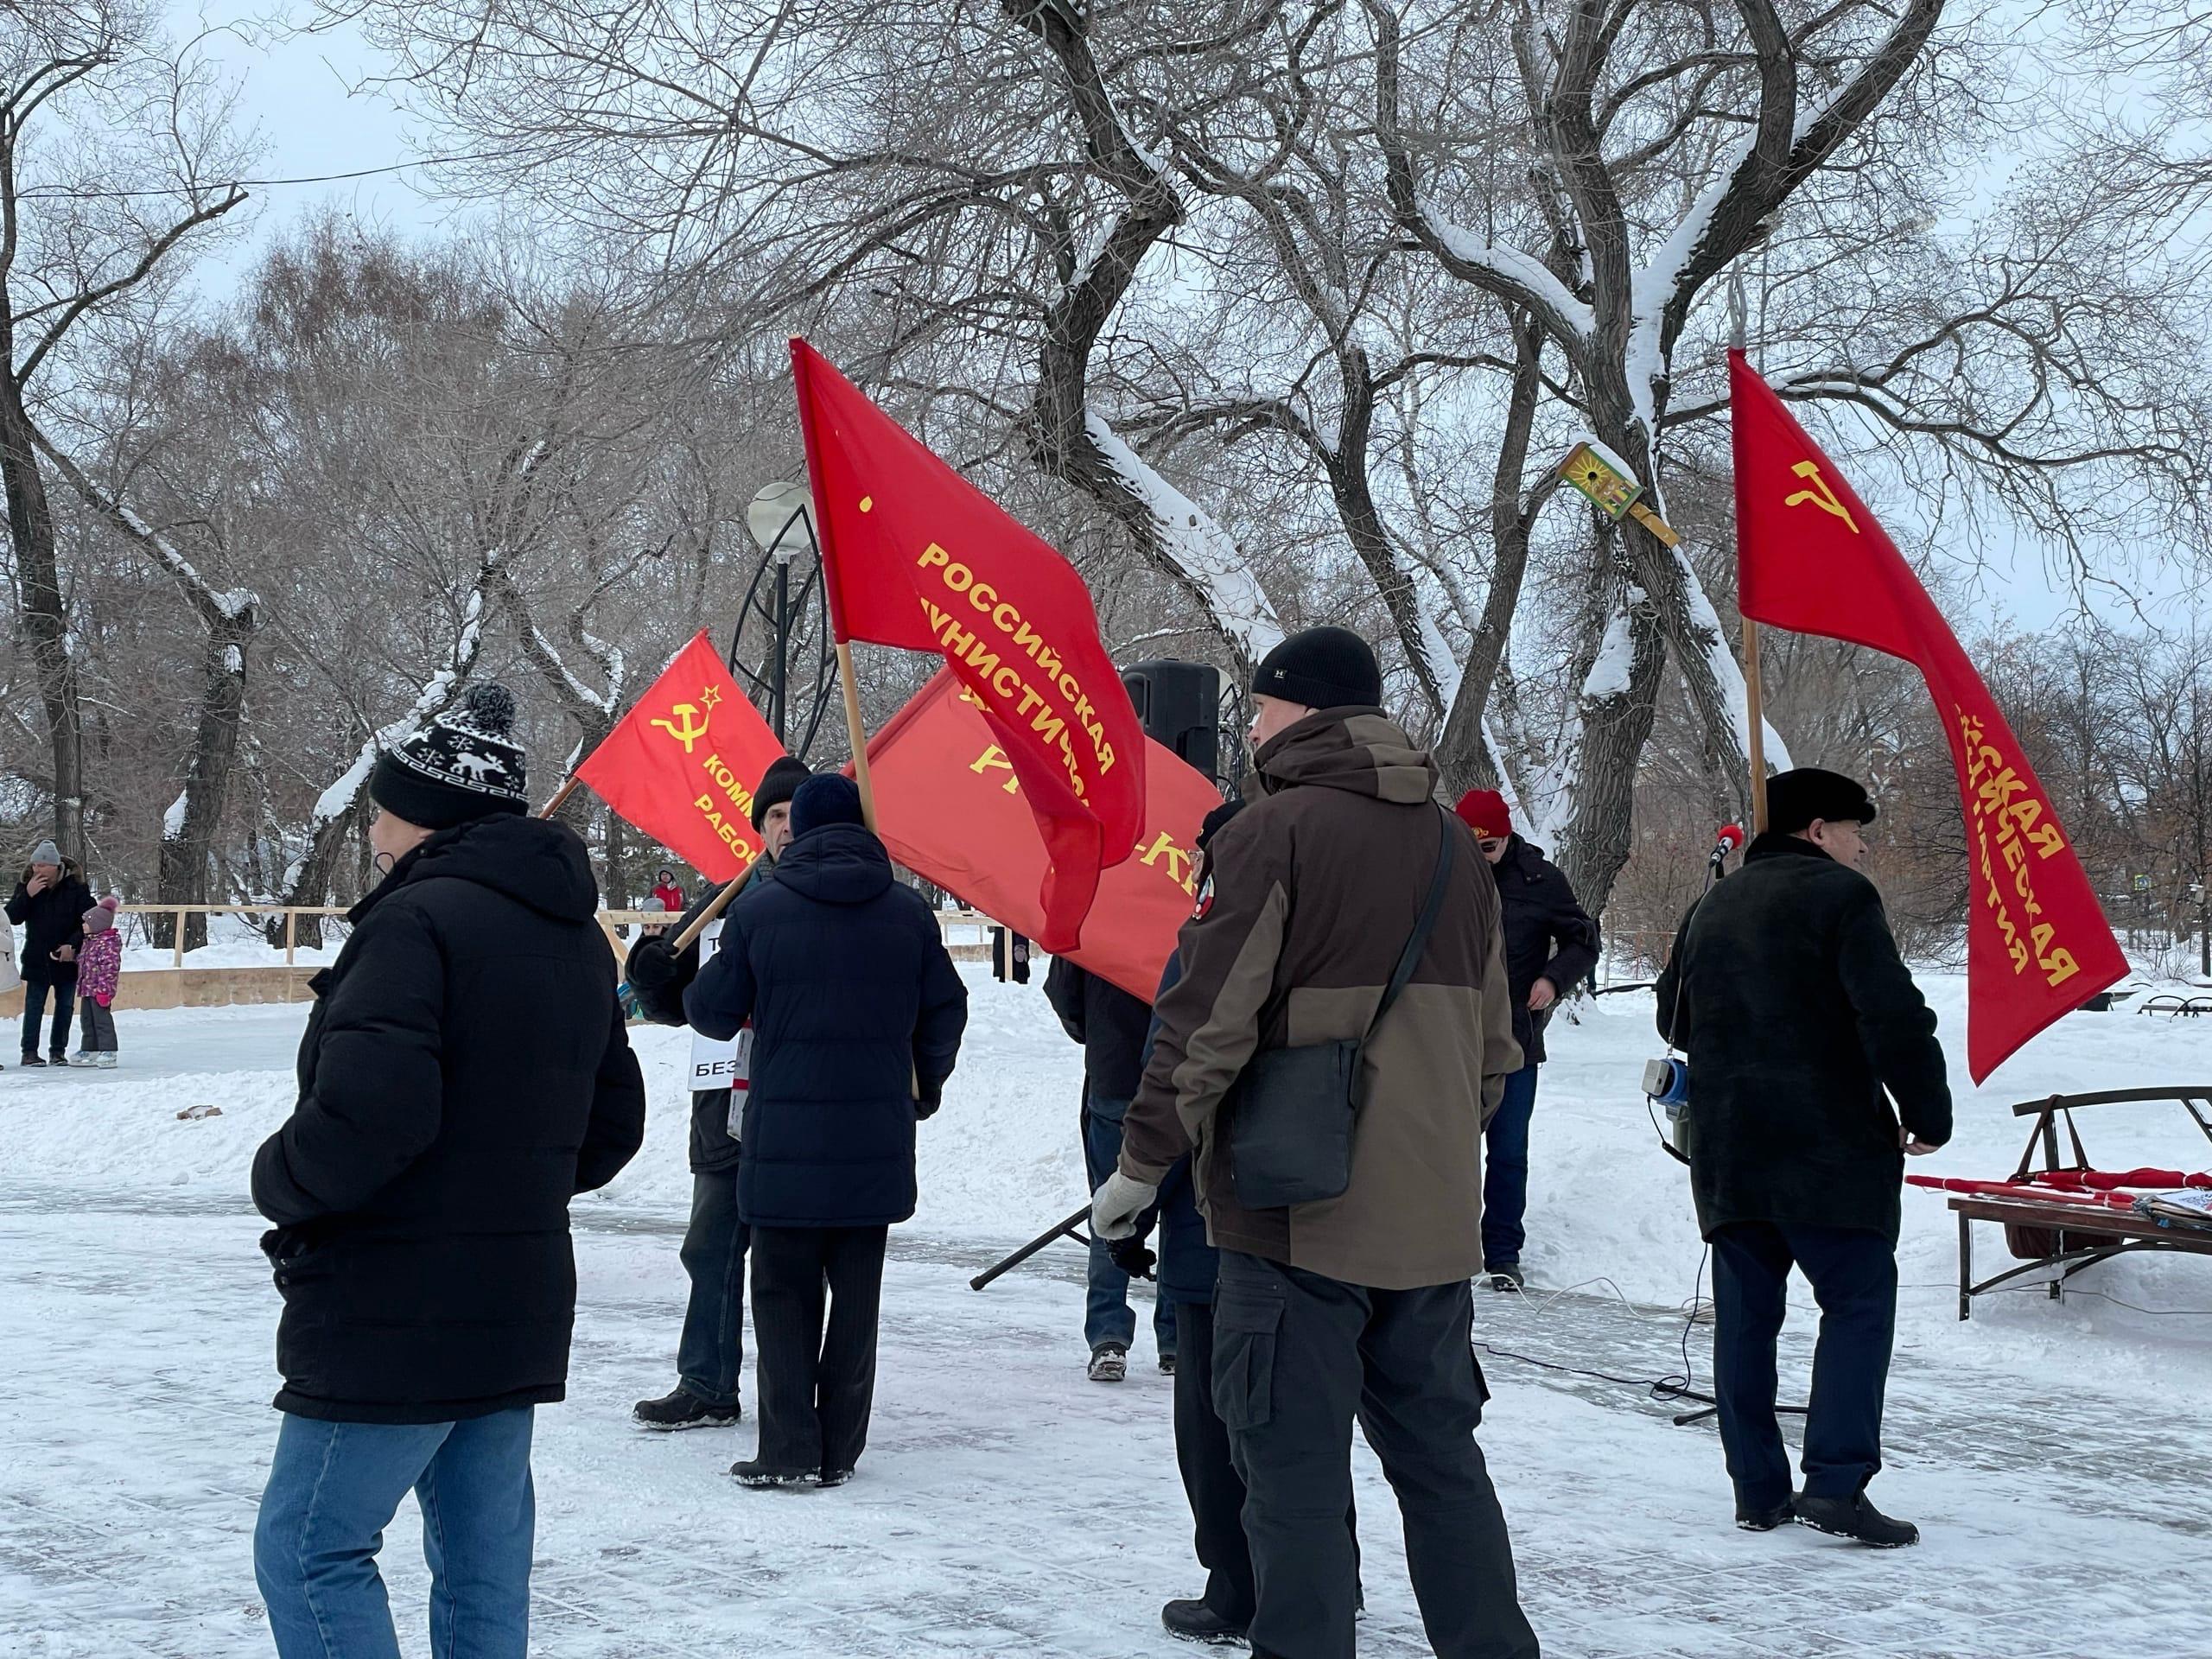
1947 1087 2212 1319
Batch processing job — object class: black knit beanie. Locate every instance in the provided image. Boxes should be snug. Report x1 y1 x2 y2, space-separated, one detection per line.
1766 767 1877 835
369 683 529 830
750 755 812 830
1197 796 1247 852
1253 626 1382 710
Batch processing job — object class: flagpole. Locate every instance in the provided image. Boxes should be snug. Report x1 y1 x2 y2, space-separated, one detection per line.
536 776 583 820
837 640 880 831
670 868 750 955
1743 616 1770 834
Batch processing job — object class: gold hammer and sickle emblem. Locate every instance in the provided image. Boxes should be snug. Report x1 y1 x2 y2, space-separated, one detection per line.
1783 460 1859 533
652 702 711 753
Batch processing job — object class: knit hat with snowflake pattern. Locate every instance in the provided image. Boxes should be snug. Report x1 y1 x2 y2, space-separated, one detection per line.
369 683 530 830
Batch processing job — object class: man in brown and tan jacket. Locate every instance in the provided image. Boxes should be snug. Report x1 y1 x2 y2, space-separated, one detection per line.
1095 625 1538 1659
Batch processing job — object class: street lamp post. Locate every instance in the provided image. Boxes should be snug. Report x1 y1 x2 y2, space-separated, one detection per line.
746 480 814 748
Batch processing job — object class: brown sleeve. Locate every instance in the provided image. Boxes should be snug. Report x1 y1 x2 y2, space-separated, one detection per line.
1478 898 1523 1124
1119 813 1289 1183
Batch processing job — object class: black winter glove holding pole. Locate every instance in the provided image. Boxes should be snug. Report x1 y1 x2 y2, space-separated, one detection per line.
1103 1202 1161 1281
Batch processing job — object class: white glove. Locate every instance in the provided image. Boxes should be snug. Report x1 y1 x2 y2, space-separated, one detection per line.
1091 1170 1160 1242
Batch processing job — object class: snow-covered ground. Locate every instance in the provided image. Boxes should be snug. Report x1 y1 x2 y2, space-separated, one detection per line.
3 969 2208 1656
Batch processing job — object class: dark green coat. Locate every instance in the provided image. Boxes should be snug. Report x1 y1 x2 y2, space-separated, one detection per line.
1655 835 1951 1242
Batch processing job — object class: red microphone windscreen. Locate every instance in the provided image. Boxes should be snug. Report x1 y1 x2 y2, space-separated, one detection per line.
1715 823 1745 850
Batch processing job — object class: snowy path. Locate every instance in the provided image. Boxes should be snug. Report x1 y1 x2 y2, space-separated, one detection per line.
4 973 2210 1656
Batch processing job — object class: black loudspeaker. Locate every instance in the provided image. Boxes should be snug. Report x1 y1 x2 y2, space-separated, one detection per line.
1122 659 1223 780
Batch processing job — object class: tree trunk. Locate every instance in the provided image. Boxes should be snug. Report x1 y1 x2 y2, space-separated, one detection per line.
1552 574 1669 921
0 370 87 862
1434 316 1549 794
151 612 255 953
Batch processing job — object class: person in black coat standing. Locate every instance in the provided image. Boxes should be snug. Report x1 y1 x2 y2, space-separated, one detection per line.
687 774 968 1488
8 840 93 1066
1043 952 1175 1381
1655 766 1950 1548
625 753 811 1431
251 684 646 1659
1453 791 1599 1289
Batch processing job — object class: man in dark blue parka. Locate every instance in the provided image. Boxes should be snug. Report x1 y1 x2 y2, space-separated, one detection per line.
686 774 968 1487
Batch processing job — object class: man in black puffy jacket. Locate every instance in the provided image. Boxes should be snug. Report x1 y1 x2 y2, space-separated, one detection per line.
251 684 645 1659
1452 790 1599 1289
1656 766 1950 1548
626 753 810 1431
688 774 968 1488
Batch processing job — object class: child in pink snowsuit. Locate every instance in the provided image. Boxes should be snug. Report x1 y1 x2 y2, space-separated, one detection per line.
73 897 122 1068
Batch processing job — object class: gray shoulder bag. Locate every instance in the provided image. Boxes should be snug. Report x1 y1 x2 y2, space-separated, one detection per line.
1230 806 1457 1209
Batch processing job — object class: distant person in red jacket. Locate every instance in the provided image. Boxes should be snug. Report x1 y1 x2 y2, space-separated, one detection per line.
651 869 687 913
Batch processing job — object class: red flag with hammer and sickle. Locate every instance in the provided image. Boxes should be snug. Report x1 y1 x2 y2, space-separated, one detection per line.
575 632 786 882
1731 349 2124 1081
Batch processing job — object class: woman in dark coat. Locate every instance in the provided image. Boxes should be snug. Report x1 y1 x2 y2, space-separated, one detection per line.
251 684 646 1659
687 774 968 1488
8 840 93 1065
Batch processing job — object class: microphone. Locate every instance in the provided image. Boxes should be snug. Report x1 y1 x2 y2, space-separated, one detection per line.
1709 823 1745 874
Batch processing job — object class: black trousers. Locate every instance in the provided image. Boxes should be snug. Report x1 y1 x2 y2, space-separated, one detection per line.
1174 1300 1256 1621
1213 1251 1538 1659
1175 1300 1361 1626
1710 1220 1897 1509
747 1224 888 1476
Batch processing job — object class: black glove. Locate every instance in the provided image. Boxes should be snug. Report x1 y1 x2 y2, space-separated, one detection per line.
626 936 681 997
915 1089 942 1122
1105 1234 1158 1281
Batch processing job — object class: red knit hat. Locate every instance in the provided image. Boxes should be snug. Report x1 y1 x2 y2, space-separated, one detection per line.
1454 788 1512 840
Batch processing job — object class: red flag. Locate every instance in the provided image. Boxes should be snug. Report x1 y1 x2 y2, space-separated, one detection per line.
574 632 786 884
861 671 1219 1000
1731 349 2125 1081
790 339 1146 951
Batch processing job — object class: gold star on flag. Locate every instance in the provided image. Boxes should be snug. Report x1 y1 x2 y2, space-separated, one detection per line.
701 685 724 709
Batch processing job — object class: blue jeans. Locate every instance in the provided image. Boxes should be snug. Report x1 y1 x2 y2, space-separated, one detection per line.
1083 1099 1176 1356
20 976 73 1058
1481 1064 1541 1267
254 1408 535 1659
1711 1221 1897 1509
676 1169 748 1408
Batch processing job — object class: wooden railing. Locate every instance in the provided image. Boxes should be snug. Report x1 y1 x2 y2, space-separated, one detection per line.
110 903 1006 970
117 904 352 968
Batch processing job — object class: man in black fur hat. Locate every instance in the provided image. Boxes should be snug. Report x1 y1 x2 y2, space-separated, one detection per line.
1656 766 1951 1548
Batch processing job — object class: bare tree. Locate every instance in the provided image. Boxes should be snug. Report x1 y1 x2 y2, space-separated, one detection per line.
0 2 248 860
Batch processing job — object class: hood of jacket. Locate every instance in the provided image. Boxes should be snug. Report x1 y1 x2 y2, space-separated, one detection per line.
771 821 895 906
353 814 600 925
1254 705 1438 805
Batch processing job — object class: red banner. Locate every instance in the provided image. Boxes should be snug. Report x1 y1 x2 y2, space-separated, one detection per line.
1731 349 2125 1081
790 339 1146 952
861 671 1220 1001
574 632 787 884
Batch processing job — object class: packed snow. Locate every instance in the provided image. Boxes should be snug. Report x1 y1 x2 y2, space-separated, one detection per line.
3 965 2208 1656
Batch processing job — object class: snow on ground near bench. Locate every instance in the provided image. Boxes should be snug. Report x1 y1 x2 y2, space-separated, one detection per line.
3 966 2209 1656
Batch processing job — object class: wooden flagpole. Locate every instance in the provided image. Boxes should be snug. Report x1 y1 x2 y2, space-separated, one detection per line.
1728 271 1770 836
1743 616 1770 834
837 640 880 831
670 867 750 955
536 776 583 820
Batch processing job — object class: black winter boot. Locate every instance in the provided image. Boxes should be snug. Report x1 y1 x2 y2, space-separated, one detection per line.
1796 1491 1919 1548
731 1459 817 1488
1162 1598 1248 1645
1735 1494 1796 1532
632 1386 741 1431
